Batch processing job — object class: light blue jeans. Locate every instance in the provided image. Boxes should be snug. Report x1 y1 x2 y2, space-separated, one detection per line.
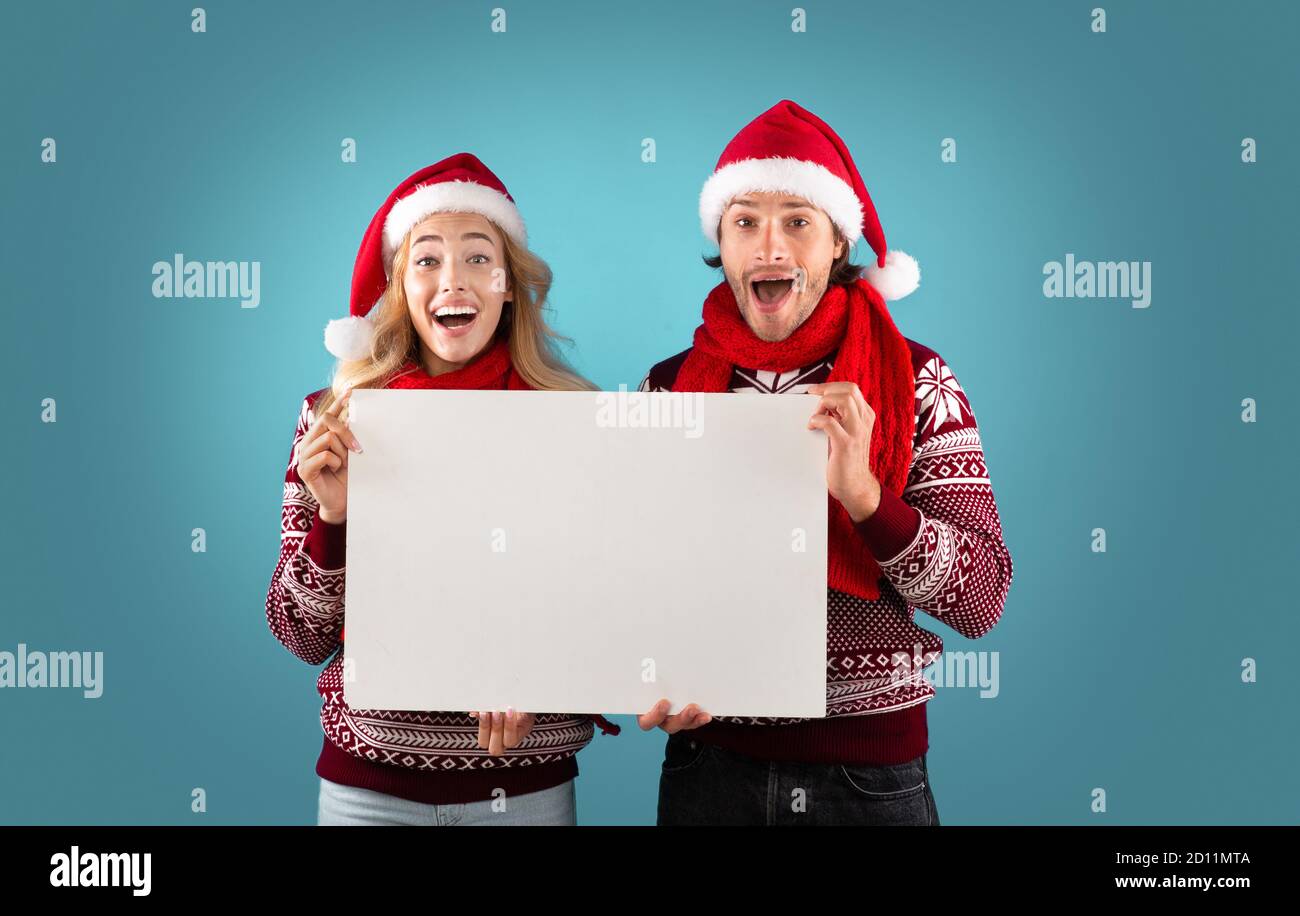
317 777 577 826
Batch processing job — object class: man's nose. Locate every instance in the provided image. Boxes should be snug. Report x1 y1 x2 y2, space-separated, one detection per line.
757 222 789 262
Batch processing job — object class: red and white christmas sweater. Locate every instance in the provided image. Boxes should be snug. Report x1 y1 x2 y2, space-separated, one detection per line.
638 336 1014 765
265 388 618 806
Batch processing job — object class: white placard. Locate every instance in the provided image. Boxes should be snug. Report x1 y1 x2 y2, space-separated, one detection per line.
341 388 827 718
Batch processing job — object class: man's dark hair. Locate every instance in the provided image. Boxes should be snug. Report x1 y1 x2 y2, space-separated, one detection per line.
702 224 865 286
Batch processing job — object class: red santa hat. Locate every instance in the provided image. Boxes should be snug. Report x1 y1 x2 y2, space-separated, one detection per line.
324 152 527 360
699 99 919 300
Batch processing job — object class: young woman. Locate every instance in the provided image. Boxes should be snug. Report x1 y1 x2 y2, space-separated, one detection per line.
265 153 618 826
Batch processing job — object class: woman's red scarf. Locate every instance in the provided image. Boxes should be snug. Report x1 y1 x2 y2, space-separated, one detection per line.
386 335 534 390
671 278 914 601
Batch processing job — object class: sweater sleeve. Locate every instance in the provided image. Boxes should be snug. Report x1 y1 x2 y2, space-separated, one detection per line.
854 352 1013 640
265 394 347 666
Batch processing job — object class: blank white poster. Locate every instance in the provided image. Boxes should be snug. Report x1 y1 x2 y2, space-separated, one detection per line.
341 388 828 719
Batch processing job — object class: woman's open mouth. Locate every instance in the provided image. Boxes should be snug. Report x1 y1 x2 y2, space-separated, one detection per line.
431 304 480 337
749 275 795 314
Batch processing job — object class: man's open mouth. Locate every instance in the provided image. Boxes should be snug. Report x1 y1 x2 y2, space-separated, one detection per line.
432 304 479 330
750 275 796 309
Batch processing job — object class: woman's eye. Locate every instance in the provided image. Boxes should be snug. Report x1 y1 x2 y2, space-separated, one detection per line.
468 254 490 264
415 256 438 267
789 218 809 227
736 218 754 228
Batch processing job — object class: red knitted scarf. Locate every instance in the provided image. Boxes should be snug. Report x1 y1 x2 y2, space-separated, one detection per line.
671 278 914 601
385 335 533 390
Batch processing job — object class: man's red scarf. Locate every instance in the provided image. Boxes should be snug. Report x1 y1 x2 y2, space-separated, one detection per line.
386 335 534 390
671 278 914 601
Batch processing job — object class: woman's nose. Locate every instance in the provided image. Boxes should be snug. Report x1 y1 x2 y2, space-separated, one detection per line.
440 262 466 292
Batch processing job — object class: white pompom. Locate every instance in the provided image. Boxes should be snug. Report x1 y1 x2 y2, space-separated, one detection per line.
865 249 921 301
323 315 374 361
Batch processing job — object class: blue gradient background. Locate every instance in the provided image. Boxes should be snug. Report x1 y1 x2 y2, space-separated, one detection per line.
2 0 1296 825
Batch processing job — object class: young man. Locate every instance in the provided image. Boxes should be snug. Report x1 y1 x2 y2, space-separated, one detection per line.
637 100 1014 826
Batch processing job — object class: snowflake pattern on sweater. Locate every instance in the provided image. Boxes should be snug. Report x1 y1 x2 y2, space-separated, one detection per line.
638 337 1013 726
265 392 599 774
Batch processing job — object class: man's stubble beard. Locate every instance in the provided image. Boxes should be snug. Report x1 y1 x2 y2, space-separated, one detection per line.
725 262 832 343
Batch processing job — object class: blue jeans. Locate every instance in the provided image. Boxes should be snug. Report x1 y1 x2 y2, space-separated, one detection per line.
656 732 940 826
317 777 577 826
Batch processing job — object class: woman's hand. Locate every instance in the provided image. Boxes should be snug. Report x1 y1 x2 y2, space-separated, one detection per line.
297 388 363 523
469 709 536 755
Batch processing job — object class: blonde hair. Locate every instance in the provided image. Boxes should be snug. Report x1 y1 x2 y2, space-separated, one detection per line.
314 219 596 414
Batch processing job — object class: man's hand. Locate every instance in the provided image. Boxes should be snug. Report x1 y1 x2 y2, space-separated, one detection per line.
637 699 711 734
807 382 881 523
468 708 536 756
